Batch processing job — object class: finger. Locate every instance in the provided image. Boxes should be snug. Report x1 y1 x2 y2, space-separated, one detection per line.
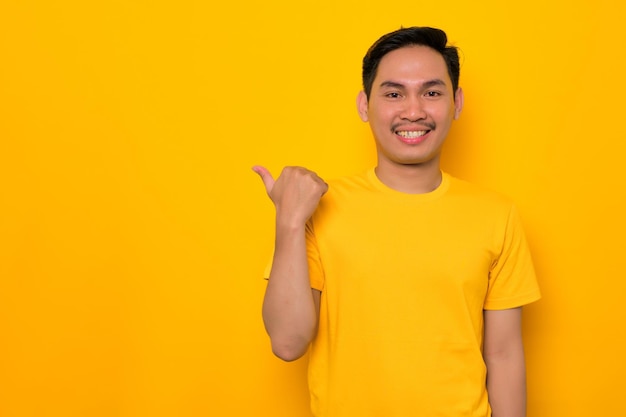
251 165 275 193
321 181 329 196
309 172 329 196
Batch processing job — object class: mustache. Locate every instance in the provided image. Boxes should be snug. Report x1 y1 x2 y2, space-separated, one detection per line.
391 122 436 131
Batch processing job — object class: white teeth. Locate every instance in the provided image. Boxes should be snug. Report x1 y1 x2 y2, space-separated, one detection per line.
397 130 427 138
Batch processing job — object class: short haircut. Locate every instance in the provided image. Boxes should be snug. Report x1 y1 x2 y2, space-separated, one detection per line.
362 27 460 99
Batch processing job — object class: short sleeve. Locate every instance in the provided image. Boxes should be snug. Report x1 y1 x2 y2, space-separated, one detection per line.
306 220 325 291
484 205 541 310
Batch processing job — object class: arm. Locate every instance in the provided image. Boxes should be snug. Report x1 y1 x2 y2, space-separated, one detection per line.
483 307 527 417
253 165 326 361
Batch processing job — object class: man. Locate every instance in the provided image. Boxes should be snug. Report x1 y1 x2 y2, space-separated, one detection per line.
253 27 540 417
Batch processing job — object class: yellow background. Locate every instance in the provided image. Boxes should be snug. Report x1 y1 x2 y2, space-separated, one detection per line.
1 1 624 416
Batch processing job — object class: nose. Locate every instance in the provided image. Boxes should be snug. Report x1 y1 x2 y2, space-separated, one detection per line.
401 97 427 121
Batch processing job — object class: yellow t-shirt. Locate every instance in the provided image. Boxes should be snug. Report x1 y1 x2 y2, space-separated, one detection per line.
304 169 540 417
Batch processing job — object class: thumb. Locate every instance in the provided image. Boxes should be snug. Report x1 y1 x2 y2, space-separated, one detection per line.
251 165 275 193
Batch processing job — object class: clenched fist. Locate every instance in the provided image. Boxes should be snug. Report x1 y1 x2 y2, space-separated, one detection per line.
253 165 328 228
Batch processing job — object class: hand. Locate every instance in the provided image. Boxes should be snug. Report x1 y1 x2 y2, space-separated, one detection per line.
252 165 328 227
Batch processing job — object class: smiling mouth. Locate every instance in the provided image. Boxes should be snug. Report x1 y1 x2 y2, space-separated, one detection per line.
396 130 429 138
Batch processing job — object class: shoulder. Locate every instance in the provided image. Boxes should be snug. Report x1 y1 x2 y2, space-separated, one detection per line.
442 174 521 231
310 170 377 222
327 170 372 190
321 170 376 201
445 174 514 210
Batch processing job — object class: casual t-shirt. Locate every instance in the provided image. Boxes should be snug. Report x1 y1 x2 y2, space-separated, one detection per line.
301 169 541 417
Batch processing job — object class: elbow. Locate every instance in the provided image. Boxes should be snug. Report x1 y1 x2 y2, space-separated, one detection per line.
483 344 526 370
270 338 310 362
273 349 304 362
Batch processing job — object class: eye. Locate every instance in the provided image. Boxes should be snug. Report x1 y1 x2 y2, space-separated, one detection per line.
425 91 442 98
385 92 402 99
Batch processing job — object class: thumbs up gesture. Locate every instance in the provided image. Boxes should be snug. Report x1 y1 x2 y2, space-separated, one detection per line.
253 166 328 228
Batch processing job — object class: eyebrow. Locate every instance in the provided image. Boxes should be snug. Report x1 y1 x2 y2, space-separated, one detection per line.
379 81 406 89
422 79 447 89
379 79 448 89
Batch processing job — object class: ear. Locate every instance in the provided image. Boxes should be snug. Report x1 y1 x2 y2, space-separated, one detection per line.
356 91 369 122
453 87 464 120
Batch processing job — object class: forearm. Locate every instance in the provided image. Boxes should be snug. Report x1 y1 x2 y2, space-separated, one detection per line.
262 222 317 361
485 346 527 417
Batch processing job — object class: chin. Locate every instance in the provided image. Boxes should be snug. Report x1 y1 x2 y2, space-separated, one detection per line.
395 151 437 163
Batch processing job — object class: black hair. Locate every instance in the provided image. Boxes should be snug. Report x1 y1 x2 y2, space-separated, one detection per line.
362 27 460 99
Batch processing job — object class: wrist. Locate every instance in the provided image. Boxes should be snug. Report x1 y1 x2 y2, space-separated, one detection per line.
275 209 309 231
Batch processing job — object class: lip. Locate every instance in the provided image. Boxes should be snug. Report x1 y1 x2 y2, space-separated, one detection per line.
394 129 431 145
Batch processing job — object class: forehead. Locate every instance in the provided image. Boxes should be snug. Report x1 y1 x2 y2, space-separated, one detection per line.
375 45 451 87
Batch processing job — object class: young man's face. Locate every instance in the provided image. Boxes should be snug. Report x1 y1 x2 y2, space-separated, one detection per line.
357 45 463 171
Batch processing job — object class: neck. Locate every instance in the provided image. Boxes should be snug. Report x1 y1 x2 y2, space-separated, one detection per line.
375 160 442 194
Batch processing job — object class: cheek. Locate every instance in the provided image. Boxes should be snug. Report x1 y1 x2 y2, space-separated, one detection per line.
431 106 455 123
370 107 396 124
371 116 392 134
